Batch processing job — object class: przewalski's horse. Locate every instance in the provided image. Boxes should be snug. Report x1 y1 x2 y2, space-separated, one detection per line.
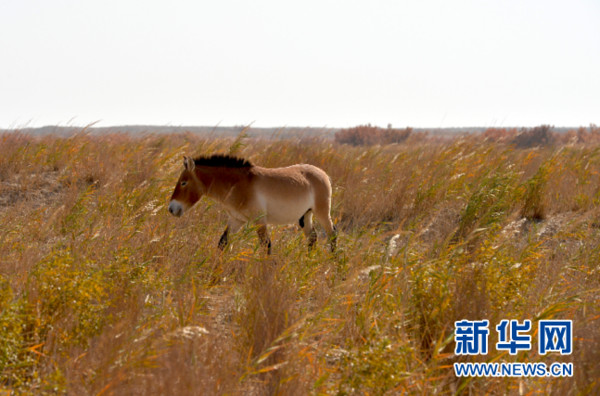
168 154 337 254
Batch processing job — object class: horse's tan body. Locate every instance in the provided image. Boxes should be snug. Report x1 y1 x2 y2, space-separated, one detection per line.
168 155 336 253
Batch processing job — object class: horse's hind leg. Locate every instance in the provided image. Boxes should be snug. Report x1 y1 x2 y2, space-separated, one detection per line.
300 210 317 251
314 205 337 252
327 223 338 253
257 224 272 254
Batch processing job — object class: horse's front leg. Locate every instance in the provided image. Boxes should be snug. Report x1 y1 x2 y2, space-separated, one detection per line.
218 217 244 251
218 226 229 250
257 224 272 254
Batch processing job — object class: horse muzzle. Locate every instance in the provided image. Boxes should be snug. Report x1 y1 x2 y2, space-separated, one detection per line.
168 200 184 217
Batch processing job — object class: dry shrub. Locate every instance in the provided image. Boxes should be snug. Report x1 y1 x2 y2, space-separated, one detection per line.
335 124 413 146
481 125 600 148
511 125 556 148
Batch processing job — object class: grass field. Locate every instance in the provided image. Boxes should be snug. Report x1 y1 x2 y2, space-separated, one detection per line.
0 130 598 394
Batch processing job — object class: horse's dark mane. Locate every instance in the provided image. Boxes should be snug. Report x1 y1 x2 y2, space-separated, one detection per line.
193 154 253 168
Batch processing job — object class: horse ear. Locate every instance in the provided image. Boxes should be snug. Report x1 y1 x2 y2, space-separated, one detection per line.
183 156 195 171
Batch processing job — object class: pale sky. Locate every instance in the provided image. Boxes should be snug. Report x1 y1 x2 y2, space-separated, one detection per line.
1 0 599 129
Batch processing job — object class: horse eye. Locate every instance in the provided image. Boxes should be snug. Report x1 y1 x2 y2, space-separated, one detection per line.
181 181 187 187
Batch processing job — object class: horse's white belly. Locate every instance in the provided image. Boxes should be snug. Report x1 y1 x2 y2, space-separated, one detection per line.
257 190 314 225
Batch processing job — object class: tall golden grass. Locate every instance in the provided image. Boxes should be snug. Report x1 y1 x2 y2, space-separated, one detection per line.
0 129 598 394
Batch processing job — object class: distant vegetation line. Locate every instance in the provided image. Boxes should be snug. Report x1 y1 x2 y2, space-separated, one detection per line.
1 125 339 138
0 124 586 140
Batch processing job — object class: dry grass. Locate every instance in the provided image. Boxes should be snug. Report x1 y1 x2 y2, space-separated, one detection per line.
0 130 599 395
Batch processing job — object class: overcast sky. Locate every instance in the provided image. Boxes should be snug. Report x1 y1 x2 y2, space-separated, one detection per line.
1 0 599 129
